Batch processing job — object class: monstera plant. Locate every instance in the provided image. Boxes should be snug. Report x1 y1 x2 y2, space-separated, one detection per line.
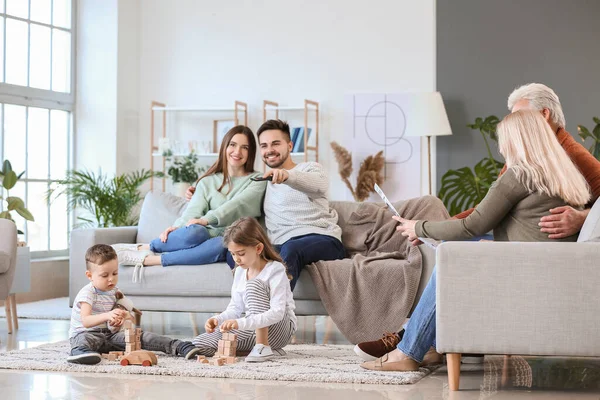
0 160 35 234
578 117 600 161
438 116 503 216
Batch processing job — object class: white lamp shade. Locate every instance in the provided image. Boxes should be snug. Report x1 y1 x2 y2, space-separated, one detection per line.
403 92 452 137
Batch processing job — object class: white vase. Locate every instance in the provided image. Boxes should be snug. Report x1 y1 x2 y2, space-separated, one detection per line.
172 182 190 198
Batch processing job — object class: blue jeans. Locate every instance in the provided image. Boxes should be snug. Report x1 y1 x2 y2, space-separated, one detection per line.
397 265 437 363
227 233 346 290
149 225 227 266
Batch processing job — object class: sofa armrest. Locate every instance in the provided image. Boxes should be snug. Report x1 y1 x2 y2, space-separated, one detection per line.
69 227 138 306
436 241 600 357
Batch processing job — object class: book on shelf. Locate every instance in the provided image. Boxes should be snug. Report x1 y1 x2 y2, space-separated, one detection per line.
292 127 312 153
290 127 301 149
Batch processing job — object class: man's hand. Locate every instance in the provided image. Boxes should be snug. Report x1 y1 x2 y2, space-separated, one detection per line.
185 186 196 201
539 206 589 239
264 169 289 184
220 319 239 332
205 317 218 333
393 216 419 242
160 226 177 243
186 218 208 227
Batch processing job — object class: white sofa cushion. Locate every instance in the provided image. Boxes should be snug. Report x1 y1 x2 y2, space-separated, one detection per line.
136 191 188 243
578 198 600 242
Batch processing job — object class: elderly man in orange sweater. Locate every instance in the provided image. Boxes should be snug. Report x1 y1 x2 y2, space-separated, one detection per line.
354 82 600 363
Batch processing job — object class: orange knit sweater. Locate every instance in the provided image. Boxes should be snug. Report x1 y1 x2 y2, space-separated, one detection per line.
452 128 600 219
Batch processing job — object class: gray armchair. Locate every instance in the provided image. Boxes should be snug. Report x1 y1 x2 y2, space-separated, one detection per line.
0 219 17 334
436 197 600 391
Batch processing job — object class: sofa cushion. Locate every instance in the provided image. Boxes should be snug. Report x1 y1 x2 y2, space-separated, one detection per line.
119 261 320 300
578 197 600 242
137 191 188 243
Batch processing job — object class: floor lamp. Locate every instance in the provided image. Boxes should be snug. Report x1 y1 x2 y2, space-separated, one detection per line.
405 92 452 195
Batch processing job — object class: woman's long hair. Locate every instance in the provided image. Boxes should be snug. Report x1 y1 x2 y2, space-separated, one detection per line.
497 110 590 206
223 217 291 279
195 125 257 193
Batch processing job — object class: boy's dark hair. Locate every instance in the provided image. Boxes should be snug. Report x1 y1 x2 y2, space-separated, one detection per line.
85 244 117 271
256 119 291 141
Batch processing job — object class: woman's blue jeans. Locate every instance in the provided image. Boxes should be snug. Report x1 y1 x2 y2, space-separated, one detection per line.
149 225 227 266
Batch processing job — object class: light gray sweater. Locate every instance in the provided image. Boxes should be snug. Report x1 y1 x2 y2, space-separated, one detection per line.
264 162 342 245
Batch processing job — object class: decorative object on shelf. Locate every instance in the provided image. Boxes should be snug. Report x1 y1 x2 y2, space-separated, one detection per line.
150 100 248 192
578 117 600 161
158 137 172 154
330 142 385 202
213 119 236 153
47 169 153 228
438 115 503 216
157 150 207 197
0 160 35 234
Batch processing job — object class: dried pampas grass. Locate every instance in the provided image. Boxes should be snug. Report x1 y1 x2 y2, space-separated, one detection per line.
330 142 385 202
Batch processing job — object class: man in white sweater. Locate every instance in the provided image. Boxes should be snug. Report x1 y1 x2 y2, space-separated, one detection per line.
249 119 346 289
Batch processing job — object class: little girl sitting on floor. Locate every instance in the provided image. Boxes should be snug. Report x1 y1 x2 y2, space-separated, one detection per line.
191 217 297 362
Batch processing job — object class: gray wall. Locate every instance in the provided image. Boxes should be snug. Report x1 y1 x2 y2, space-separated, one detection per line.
436 0 600 188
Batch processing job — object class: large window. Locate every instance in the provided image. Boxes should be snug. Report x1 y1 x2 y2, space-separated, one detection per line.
0 0 74 257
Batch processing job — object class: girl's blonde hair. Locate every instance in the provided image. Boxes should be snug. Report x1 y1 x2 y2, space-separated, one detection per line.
497 109 590 206
223 218 291 278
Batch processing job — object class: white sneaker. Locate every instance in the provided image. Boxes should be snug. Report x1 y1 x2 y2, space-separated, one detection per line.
111 244 141 253
116 249 152 283
245 344 275 363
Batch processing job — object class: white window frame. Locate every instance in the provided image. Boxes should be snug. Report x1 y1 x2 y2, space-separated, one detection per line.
0 0 77 259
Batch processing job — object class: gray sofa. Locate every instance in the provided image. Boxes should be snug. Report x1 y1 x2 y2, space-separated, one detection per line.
436 197 600 391
70 191 436 316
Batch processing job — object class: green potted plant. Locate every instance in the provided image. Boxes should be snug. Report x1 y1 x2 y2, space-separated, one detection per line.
159 150 206 197
0 160 34 237
577 117 600 161
438 116 503 216
47 169 153 228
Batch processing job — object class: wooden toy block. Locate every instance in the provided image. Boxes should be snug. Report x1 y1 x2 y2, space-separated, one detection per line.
196 355 206 361
135 328 142 335
226 357 238 364
218 340 236 348
222 333 237 341
101 353 110 359
108 354 117 361
123 320 133 329
224 348 236 357
135 335 141 343
124 333 136 343
124 329 134 337
125 344 134 353
200 358 209 364
209 358 225 366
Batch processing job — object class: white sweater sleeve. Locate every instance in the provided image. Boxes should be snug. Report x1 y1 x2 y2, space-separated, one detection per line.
284 162 328 198
216 271 245 324
236 265 290 331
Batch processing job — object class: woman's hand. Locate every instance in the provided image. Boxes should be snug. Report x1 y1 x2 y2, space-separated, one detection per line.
205 317 219 333
393 216 419 242
186 218 208 227
185 186 196 201
220 319 239 332
160 226 177 243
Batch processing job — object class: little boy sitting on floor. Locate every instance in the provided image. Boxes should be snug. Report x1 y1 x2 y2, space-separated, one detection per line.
68 244 199 365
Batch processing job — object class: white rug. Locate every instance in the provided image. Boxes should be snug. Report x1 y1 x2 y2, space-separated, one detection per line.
0 297 71 320
0 341 437 385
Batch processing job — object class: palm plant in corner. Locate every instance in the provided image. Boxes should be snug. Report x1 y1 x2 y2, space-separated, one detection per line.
578 117 600 161
330 142 385 201
47 169 153 228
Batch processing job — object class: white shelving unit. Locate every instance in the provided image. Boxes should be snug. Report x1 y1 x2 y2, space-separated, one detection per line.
150 100 248 192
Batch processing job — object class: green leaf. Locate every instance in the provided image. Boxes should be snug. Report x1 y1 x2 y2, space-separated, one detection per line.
0 210 10 219
2 160 13 175
593 117 600 125
6 196 25 211
2 170 17 190
17 229 24 235
438 157 503 216
16 171 25 180
578 125 592 141
15 206 34 221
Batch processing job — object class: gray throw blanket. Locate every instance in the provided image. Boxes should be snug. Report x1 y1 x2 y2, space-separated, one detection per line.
306 196 450 344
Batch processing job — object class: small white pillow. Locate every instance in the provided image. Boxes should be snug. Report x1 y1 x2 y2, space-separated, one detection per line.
136 191 189 243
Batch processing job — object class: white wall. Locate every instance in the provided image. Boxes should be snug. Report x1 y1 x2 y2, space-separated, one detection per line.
75 0 118 173
136 0 437 199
